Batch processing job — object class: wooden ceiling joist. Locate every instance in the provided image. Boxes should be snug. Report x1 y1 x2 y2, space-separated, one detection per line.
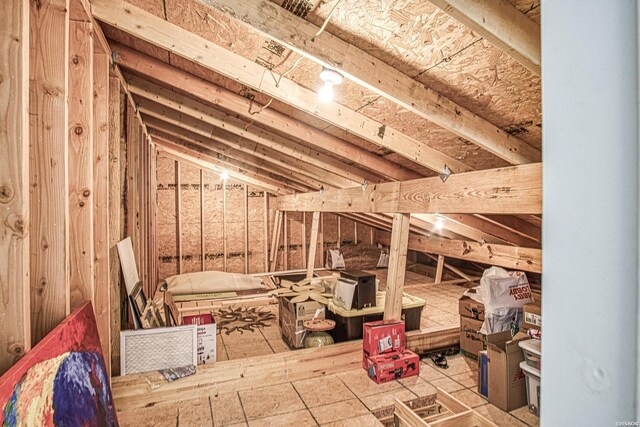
126 75 382 187
277 163 542 215
199 0 541 165
111 44 420 182
140 104 352 190
376 230 542 273
429 0 541 75
91 0 471 175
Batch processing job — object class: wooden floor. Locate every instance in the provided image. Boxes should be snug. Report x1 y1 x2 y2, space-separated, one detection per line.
113 270 540 426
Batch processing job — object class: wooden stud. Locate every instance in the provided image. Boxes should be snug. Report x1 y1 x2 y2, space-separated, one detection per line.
354 222 358 245
383 214 411 320
68 19 94 311
200 169 205 271
283 211 288 271
269 210 282 271
301 212 307 269
434 255 445 285
319 213 324 268
0 0 30 373
263 193 269 272
126 104 140 275
175 160 182 274
337 216 341 249
222 177 227 272
426 254 473 282
306 212 321 279
244 184 249 274
92 47 110 373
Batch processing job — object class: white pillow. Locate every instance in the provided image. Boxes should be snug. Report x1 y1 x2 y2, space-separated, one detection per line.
165 271 265 295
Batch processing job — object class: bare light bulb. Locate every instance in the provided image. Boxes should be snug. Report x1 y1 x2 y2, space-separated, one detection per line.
220 170 228 181
318 81 334 103
434 216 445 230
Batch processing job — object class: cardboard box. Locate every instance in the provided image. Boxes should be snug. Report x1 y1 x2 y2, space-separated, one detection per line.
182 314 216 365
366 350 419 384
278 296 325 348
340 270 377 309
362 320 405 369
487 331 528 412
523 300 541 331
460 316 485 359
478 350 489 397
334 278 357 310
459 292 485 321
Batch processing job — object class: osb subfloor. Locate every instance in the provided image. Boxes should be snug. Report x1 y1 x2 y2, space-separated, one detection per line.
215 270 465 361
115 270 539 426
115 353 539 426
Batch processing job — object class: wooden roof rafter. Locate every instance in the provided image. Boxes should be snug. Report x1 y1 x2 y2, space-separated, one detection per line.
197 0 541 165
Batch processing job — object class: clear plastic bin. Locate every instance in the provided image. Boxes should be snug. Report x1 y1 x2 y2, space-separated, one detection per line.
519 338 541 370
520 360 541 416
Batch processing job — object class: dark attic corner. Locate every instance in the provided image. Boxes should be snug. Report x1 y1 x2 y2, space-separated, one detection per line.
0 0 637 426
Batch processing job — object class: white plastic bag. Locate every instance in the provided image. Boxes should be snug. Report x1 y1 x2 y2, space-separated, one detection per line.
325 249 345 269
479 267 532 314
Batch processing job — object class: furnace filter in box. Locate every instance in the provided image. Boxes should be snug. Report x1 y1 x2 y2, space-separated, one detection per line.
183 313 216 365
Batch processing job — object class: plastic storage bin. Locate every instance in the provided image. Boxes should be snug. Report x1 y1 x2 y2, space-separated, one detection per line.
520 360 541 416
519 338 541 370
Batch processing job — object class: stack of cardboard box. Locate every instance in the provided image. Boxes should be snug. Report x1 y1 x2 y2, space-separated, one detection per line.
458 289 486 359
363 320 420 384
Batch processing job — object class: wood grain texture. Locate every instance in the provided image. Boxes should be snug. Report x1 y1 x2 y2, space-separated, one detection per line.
90 0 469 174
434 255 445 284
0 0 30 374
383 213 410 320
112 44 419 182
92 49 110 373
430 0 540 75
277 163 542 215
68 20 94 311
29 0 70 345
202 0 540 165
107 75 122 375
377 230 542 273
306 212 320 278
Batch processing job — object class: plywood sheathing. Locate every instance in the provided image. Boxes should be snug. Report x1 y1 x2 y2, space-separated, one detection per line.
107 0 541 173
156 155 178 279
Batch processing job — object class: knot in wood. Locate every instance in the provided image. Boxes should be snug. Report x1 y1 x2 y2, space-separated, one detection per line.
79 201 85 207
83 189 91 197
37 278 47 295
8 343 24 356
0 185 14 203
72 56 80 65
74 126 83 135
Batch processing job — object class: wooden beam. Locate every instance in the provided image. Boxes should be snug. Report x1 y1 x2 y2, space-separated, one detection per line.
68 19 94 310
112 44 420 182
0 0 30 373
306 212 320 278
200 169 205 271
377 231 542 273
426 253 473 282
478 214 542 243
127 76 380 187
222 177 227 272
92 0 471 174
283 211 288 270
263 193 269 272
383 214 411 320
30 0 70 345
446 213 540 247
429 0 540 75
434 255 445 284
301 212 307 270
244 185 249 274
269 210 282 271
278 163 542 215
175 160 182 274
93 48 110 373
199 0 541 164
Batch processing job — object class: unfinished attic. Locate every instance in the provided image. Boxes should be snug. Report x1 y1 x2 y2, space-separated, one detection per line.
1 0 638 425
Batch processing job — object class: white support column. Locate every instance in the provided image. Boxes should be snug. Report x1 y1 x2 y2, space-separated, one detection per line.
542 1 638 424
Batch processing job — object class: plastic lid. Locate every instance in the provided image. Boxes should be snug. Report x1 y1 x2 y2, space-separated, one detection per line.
519 338 541 356
520 360 541 377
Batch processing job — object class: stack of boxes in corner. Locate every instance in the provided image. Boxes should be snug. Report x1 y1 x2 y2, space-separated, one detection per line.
362 320 419 384
458 288 485 359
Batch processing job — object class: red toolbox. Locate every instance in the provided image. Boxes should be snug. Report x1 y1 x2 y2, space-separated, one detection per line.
366 350 420 384
362 319 405 369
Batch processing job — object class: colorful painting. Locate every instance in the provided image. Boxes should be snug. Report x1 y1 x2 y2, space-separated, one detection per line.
0 302 118 426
